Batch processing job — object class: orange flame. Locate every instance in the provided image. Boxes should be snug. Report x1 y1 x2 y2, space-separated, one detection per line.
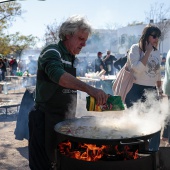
58 141 139 161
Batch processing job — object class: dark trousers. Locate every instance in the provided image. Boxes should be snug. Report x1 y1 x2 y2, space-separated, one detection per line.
29 108 51 170
29 107 67 170
125 83 157 108
162 123 170 143
0 70 5 81
125 83 160 151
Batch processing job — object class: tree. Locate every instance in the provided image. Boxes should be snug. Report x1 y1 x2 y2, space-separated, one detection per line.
145 2 170 53
0 33 11 55
0 1 38 58
9 32 38 60
44 21 60 45
0 1 23 30
0 1 23 56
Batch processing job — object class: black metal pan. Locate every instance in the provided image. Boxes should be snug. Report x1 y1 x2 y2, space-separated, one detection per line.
54 116 161 145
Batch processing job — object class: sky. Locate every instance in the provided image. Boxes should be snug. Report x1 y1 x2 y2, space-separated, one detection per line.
3 0 170 47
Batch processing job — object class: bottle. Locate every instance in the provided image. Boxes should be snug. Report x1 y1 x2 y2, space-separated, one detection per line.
3 82 8 95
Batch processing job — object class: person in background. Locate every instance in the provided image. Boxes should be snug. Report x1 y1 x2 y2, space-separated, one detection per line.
94 51 105 88
125 25 162 151
27 55 37 75
94 52 105 73
3 58 10 78
114 50 128 71
0 57 6 81
162 49 170 146
161 56 166 77
161 56 166 66
9 57 18 75
3 58 9 69
26 55 38 86
18 59 27 73
86 60 94 73
103 50 117 75
28 15 108 170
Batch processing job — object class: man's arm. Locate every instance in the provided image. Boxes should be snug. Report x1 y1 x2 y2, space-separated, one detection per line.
59 72 108 105
103 55 109 62
114 58 121 70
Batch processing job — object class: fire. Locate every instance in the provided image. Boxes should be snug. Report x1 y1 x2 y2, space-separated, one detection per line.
115 145 139 160
58 141 106 161
58 141 139 161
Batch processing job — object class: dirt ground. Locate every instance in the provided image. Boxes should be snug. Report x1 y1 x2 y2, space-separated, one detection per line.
0 88 29 170
0 88 169 170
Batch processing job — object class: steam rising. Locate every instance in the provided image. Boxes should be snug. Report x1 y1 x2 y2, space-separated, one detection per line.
66 94 77 119
74 91 169 138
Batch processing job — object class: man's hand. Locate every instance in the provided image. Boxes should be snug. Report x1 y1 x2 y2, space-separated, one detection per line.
87 87 109 105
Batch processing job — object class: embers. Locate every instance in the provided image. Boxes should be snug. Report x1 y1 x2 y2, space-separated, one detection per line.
58 140 141 161
102 145 139 161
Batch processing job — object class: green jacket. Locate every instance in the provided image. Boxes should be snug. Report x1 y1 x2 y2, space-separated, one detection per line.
35 41 76 113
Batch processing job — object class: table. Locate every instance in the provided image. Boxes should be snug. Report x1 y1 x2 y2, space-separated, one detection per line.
0 101 20 117
5 75 22 83
5 76 23 92
5 75 36 88
22 75 36 78
101 75 117 81
5 75 36 79
78 75 116 95
100 75 116 95
78 77 100 87
5 75 22 80
78 75 116 82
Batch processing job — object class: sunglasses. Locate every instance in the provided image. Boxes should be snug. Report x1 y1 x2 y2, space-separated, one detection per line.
150 34 160 39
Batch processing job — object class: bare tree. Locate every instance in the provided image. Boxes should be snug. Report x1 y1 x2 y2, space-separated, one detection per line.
145 2 170 53
43 21 60 45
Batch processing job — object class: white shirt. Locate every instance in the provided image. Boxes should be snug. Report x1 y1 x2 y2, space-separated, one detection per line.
128 44 161 86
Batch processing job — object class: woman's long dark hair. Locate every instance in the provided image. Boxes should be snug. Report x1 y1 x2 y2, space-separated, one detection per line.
139 25 161 52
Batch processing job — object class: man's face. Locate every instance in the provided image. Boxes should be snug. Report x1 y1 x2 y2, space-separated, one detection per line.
99 54 102 57
65 30 89 55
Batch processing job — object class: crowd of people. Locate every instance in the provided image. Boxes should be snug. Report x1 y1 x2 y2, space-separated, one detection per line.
75 47 166 79
75 50 118 77
0 56 18 81
0 56 37 82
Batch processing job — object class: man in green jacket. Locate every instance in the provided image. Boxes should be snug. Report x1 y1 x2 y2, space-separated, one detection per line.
28 15 108 170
